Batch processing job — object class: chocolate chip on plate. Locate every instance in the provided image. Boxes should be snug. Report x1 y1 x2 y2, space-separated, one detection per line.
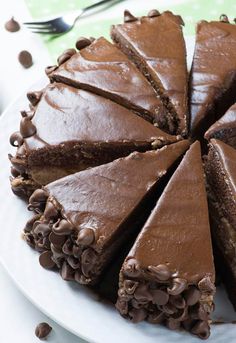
35 322 52 339
18 50 33 68
4 17 20 32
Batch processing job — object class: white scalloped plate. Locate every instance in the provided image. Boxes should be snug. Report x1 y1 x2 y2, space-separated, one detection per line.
1 38 236 343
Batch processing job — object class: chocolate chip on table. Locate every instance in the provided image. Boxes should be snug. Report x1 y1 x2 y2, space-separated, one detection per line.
18 50 33 68
4 17 20 32
35 322 52 339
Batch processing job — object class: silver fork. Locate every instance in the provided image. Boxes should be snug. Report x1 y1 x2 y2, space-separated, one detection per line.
24 0 122 35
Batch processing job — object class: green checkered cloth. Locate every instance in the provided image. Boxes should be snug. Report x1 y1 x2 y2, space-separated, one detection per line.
25 0 236 62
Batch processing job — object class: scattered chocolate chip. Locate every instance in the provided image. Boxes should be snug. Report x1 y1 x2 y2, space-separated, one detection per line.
219 14 229 23
191 320 210 340
129 308 147 323
198 276 215 293
57 48 76 66
166 318 180 330
150 289 169 305
49 232 66 247
5 17 20 32
167 277 187 295
20 116 36 138
124 10 137 23
34 222 51 237
27 91 43 106
123 279 138 295
29 189 48 208
116 299 128 315
62 238 73 255
147 9 161 18
60 261 74 281
75 36 92 50
76 228 95 246
35 322 52 339
39 251 55 269
134 283 152 303
45 65 58 76
67 256 80 269
24 214 41 233
169 294 186 309
184 286 201 306
124 258 140 277
9 131 23 147
10 166 20 178
44 201 58 220
147 264 171 281
18 50 33 68
53 219 74 235
147 311 164 324
81 248 97 277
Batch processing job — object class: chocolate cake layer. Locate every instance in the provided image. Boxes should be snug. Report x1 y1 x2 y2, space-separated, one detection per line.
23 140 190 285
205 139 236 309
48 37 168 126
116 141 215 339
9 83 179 198
189 18 236 139
204 103 236 149
111 10 188 136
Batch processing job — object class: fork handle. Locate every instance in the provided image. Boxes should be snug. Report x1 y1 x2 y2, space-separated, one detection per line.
82 0 119 14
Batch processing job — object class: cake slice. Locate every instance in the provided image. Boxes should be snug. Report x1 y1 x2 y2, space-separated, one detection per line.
24 140 190 285
189 17 236 139
116 141 215 339
204 103 236 149
205 139 236 309
9 83 179 199
111 10 188 136
47 37 168 127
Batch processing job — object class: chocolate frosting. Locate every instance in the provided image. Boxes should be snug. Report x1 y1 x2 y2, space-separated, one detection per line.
204 103 236 148
23 83 177 151
44 141 190 252
111 10 188 136
49 37 166 121
126 141 215 284
189 20 236 138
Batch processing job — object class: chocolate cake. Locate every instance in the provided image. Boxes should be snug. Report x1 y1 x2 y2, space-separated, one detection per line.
116 141 215 339
111 10 188 136
23 140 190 285
9 83 179 199
47 37 168 127
189 17 236 139
205 139 236 309
204 103 236 149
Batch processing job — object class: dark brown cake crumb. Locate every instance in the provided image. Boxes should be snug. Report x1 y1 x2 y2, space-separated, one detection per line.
4 17 20 32
18 50 33 68
35 322 52 339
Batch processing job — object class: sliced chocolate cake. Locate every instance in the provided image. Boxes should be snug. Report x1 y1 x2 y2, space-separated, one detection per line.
205 139 236 309
116 141 215 339
189 17 236 139
47 37 168 127
111 10 188 136
204 103 236 149
24 140 190 285
9 83 179 199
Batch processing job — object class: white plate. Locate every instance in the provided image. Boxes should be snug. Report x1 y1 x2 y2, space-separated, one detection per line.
1 39 236 343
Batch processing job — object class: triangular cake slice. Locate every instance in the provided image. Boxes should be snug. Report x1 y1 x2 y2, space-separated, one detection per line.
24 140 190 285
189 17 236 139
205 139 236 309
116 141 215 339
204 103 236 149
9 83 179 199
47 37 168 127
111 10 188 136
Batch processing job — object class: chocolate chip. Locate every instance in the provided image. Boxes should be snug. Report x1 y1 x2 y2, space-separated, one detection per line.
35 322 52 339
166 318 180 330
134 283 152 303
182 318 195 331
27 91 43 106
49 232 66 247
39 251 55 269
220 14 229 23
123 279 138 295
67 256 80 269
147 9 161 18
191 320 210 340
28 189 48 212
161 302 178 315
11 166 20 178
24 214 41 233
76 228 95 246
44 201 58 220
62 238 74 255
124 10 137 23
129 308 147 323
169 294 186 309
189 304 209 321
18 50 33 68
9 131 23 147
198 276 215 293
173 307 188 322
147 311 164 324
52 219 73 235
5 17 20 32
124 258 140 277
60 261 74 281
20 116 36 138
81 248 97 277
33 222 51 237
116 299 128 315
147 264 171 281
57 48 76 65
150 289 169 305
75 37 92 50
45 65 58 76
184 287 201 306
167 278 187 295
